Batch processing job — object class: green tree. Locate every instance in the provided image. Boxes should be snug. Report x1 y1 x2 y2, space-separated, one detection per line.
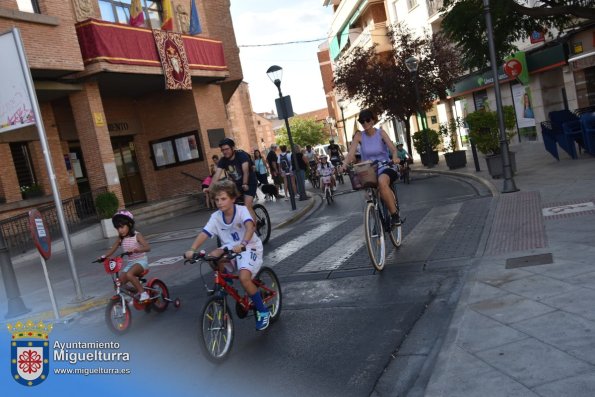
333 23 462 153
441 0 594 70
275 118 327 148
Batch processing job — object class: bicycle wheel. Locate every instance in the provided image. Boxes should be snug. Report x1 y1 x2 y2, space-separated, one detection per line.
404 169 410 184
253 204 271 244
313 176 320 189
105 298 131 335
364 202 386 271
325 188 332 205
199 297 234 364
148 279 169 312
388 223 402 248
255 266 282 323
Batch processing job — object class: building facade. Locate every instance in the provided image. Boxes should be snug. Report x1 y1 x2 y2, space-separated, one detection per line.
0 0 253 222
320 0 405 149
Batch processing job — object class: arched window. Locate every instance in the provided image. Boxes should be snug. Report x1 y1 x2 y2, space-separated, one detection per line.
98 0 163 28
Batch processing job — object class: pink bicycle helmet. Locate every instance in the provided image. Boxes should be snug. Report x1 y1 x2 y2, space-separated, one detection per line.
111 210 135 235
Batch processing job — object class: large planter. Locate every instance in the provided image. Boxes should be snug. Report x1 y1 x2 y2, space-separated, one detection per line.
485 151 517 179
22 190 44 200
444 150 467 170
100 218 119 238
420 150 439 166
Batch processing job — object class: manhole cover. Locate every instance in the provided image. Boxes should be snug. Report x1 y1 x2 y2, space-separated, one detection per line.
505 253 553 269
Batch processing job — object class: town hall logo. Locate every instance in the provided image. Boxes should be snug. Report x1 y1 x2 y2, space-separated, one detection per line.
8 320 53 386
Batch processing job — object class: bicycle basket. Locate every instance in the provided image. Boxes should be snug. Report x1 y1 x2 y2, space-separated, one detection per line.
104 257 123 274
352 161 378 189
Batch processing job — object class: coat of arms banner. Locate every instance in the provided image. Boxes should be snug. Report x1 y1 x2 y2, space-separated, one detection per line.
153 30 192 90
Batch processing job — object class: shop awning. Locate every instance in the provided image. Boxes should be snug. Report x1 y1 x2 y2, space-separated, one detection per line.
568 50 595 71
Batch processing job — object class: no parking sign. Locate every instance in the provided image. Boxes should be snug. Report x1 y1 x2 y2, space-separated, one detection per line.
29 209 60 319
28 209 51 260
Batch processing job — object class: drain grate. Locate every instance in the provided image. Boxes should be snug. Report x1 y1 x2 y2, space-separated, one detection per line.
505 253 554 269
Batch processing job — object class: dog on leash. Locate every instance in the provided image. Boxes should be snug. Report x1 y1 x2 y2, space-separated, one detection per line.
260 183 280 201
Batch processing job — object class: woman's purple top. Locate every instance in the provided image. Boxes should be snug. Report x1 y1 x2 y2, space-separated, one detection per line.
360 128 389 162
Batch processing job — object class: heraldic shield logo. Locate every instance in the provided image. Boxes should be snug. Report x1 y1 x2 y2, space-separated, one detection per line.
8 320 53 386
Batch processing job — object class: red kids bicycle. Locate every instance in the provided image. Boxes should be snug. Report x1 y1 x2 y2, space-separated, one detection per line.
186 248 282 363
93 252 180 334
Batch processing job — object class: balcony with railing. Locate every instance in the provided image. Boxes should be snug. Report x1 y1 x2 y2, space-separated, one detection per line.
343 22 392 58
75 19 228 78
427 0 444 18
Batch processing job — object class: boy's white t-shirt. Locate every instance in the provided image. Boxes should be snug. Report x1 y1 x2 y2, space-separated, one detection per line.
202 205 263 252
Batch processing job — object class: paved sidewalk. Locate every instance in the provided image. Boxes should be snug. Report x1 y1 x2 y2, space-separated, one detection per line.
411 142 595 396
0 193 316 324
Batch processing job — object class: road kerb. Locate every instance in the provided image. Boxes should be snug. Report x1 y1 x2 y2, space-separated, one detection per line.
274 196 317 229
411 169 500 198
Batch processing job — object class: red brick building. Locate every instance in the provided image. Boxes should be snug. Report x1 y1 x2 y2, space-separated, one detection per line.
0 0 252 221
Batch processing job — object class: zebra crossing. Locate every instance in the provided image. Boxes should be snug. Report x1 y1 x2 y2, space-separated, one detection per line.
263 201 467 273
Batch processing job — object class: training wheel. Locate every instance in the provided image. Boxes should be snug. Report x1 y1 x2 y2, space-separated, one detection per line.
174 298 181 308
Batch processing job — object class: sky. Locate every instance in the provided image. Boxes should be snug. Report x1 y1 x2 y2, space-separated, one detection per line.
229 0 334 115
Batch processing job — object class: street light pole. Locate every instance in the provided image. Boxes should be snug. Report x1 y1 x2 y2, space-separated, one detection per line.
483 0 518 193
266 65 307 209
406 56 433 168
338 99 349 149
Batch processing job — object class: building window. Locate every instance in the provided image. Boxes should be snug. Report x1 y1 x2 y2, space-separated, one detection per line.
16 0 40 13
10 142 37 189
406 0 419 11
473 90 489 111
99 0 163 27
149 131 203 170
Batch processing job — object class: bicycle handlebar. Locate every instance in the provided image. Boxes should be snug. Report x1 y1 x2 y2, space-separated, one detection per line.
184 246 246 265
91 252 131 264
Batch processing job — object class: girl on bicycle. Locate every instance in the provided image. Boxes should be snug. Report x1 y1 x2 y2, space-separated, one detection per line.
317 155 335 192
342 109 402 225
184 180 270 331
100 210 151 301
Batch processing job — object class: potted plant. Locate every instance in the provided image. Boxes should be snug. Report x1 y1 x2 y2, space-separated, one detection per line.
95 191 119 238
412 128 441 166
466 106 517 179
440 117 467 169
20 183 44 199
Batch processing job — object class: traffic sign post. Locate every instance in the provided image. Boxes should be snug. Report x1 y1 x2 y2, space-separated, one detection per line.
28 209 60 320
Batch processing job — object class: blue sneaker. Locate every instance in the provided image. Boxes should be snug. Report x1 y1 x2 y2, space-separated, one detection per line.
255 310 270 331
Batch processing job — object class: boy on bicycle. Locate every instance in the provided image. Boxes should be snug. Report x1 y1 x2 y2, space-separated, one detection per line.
396 143 412 169
184 180 270 331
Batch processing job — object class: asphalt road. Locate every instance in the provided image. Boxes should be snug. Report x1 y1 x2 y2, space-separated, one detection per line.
41 174 493 397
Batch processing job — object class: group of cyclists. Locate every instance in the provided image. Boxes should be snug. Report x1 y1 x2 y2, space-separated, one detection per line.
110 108 411 332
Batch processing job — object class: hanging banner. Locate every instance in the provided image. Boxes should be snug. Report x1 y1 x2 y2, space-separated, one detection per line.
0 29 36 133
512 84 536 129
153 30 192 90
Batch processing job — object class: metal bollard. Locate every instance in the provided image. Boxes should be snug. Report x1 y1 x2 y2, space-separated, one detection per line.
470 138 481 172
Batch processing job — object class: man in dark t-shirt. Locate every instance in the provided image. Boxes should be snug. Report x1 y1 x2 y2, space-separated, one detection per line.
213 138 258 221
266 144 283 195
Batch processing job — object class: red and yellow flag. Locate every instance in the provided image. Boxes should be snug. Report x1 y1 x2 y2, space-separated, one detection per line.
161 0 174 31
129 0 144 27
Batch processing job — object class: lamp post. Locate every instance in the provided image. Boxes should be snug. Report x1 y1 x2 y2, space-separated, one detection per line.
405 56 433 168
337 99 348 148
483 0 518 193
266 65 307 209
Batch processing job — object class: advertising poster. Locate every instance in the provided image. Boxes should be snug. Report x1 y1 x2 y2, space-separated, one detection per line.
512 84 536 129
0 30 36 133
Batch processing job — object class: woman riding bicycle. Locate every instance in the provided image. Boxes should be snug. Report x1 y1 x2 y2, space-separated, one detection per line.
342 109 402 226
